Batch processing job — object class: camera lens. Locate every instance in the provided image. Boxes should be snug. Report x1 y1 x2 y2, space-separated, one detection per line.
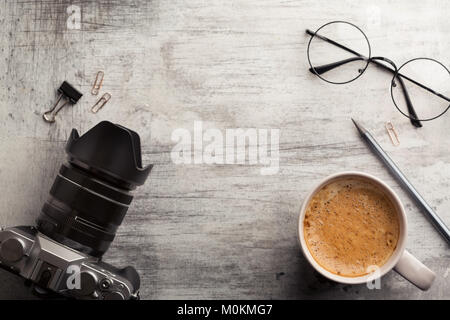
37 121 152 257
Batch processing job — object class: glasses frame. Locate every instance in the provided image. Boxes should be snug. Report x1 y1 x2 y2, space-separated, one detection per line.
390 57 450 122
306 20 450 127
307 21 372 85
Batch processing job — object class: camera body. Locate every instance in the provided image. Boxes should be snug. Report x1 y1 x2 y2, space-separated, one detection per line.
0 226 139 300
0 121 152 300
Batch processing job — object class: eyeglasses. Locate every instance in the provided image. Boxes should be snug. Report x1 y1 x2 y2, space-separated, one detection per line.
306 21 450 127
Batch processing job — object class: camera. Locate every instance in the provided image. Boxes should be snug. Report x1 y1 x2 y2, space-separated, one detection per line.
0 121 152 300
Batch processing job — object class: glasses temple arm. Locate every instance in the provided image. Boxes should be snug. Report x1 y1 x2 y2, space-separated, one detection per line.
306 29 364 58
396 76 423 127
308 57 365 75
371 57 422 127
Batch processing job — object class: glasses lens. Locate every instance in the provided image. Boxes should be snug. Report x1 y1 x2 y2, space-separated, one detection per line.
391 58 450 121
308 21 371 84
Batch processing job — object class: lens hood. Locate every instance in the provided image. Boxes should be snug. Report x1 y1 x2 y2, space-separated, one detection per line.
66 121 152 189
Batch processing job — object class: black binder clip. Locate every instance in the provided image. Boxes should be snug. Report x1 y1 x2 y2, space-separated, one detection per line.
43 81 83 123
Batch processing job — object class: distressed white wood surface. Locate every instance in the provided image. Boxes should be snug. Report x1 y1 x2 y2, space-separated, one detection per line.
0 0 449 299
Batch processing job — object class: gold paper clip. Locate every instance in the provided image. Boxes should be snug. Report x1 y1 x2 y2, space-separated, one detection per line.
91 71 104 95
385 121 400 146
91 92 111 113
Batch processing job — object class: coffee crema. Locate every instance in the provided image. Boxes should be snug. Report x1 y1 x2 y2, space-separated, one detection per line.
304 178 400 277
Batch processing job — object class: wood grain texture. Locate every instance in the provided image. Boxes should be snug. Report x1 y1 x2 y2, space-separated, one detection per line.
0 0 449 299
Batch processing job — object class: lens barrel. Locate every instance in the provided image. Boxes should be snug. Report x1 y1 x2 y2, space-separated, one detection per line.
37 121 152 257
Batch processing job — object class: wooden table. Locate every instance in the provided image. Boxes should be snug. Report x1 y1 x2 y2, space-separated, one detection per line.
0 0 448 299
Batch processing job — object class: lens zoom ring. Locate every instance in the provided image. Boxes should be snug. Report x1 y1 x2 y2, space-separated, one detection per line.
60 164 133 204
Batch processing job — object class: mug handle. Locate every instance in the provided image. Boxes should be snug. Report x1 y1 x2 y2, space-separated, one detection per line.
394 250 436 290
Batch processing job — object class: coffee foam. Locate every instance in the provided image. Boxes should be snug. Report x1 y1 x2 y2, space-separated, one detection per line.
304 177 400 277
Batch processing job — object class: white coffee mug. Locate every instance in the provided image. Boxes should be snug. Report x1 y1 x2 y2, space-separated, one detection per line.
297 171 436 290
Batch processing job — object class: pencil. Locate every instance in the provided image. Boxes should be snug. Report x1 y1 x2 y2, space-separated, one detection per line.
352 118 450 245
